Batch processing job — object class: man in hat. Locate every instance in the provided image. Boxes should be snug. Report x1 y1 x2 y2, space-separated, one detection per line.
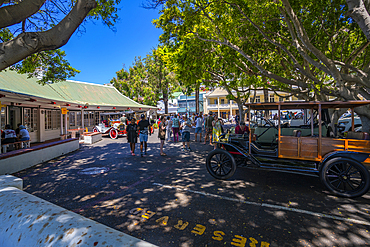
120 114 127 125
137 114 151 157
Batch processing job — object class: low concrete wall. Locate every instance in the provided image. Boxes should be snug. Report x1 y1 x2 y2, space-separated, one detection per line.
83 132 102 144
0 175 157 247
0 138 79 175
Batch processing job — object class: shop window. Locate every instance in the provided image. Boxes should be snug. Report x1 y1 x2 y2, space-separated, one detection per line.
279 97 284 102
76 112 82 126
214 99 217 104
221 99 225 104
24 108 38 132
45 109 61 130
255 96 261 103
69 112 76 127
95 112 100 125
1 107 5 130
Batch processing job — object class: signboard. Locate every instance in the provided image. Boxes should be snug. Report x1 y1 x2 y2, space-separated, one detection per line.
61 107 68 114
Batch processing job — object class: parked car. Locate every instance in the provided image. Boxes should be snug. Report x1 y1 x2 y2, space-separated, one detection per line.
337 116 362 133
207 100 370 198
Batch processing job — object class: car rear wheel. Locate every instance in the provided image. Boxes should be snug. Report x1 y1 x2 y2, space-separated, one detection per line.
109 128 118 139
320 157 370 198
206 149 236 180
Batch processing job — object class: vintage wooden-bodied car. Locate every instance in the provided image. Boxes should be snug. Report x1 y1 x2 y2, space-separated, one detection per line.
206 100 370 198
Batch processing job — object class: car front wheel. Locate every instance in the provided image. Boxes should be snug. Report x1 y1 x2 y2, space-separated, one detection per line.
206 149 236 180
109 128 118 139
320 157 370 198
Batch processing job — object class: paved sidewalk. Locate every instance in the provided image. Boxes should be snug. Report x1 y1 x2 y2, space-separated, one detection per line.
12 128 370 247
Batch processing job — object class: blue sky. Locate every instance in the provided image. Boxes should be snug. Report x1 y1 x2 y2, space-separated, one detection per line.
63 1 162 85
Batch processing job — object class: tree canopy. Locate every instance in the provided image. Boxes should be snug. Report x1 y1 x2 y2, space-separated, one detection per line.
0 0 120 83
110 46 179 112
154 0 370 131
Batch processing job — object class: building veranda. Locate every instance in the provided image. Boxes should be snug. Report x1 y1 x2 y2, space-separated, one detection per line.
0 70 154 144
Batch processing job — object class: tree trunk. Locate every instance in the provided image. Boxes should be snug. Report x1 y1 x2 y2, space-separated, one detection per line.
263 88 269 118
195 87 199 113
355 105 370 133
233 98 244 122
328 108 347 137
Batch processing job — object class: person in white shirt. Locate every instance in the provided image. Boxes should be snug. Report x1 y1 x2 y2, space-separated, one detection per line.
194 112 203 142
2 124 16 144
18 125 30 141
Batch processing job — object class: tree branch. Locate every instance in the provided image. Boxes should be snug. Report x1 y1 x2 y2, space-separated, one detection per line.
0 0 97 70
0 0 47 29
346 0 370 41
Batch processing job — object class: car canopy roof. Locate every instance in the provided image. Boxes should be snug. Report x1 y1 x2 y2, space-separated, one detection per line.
245 100 370 110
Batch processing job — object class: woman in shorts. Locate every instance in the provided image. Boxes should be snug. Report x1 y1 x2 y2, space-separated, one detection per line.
158 116 167 156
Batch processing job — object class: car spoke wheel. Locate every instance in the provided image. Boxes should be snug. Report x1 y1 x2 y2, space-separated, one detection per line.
320 157 370 198
109 129 118 139
206 149 236 180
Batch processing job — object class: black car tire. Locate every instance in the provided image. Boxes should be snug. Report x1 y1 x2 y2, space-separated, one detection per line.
320 157 370 198
206 149 236 180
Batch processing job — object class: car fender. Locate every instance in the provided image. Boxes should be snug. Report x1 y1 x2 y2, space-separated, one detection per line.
320 151 370 168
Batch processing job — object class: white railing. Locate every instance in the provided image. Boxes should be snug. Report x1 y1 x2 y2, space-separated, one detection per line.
219 104 230 108
208 104 217 108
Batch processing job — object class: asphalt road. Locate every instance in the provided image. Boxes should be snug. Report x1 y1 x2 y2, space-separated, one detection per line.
13 128 370 247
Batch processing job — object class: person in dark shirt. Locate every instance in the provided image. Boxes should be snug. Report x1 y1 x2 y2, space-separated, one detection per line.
235 122 250 135
137 114 151 157
126 118 138 156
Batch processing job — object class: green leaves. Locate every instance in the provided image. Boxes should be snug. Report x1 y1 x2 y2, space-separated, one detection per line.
11 49 80 84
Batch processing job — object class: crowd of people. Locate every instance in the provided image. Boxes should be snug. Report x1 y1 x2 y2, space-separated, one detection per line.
125 112 249 156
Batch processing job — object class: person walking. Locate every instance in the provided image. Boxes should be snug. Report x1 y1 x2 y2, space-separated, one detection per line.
181 115 192 151
138 114 151 157
204 112 214 145
194 112 203 142
212 117 223 149
166 116 172 142
172 114 180 142
158 116 167 156
126 118 138 155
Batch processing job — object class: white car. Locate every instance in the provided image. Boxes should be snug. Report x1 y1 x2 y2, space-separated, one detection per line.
337 116 362 133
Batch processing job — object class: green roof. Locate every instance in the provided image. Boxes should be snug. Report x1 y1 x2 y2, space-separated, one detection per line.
0 70 66 102
0 70 153 109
